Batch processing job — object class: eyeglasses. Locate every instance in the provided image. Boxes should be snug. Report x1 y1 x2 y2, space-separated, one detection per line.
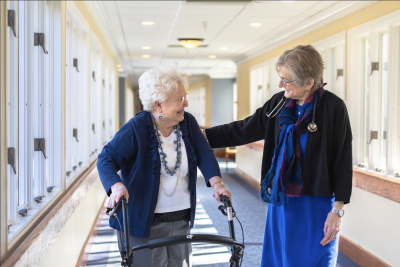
277 72 295 87
167 94 189 104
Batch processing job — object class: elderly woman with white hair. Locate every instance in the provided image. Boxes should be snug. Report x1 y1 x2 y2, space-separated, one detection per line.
98 65 231 267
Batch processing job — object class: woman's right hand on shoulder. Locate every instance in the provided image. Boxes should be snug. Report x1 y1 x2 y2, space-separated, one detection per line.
108 182 129 208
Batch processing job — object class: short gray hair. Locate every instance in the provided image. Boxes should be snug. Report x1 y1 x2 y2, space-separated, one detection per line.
276 45 324 93
138 65 189 112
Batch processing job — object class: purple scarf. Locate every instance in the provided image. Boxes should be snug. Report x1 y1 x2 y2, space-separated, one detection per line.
260 86 325 206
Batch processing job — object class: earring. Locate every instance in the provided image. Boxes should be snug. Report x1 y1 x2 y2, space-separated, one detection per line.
159 113 162 119
307 90 309 92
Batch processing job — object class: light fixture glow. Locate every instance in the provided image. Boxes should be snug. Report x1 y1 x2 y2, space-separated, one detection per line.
142 46 151 50
208 55 217 59
225 65 233 69
117 64 122 68
178 38 204 49
141 21 154 25
142 54 150 58
219 47 228 50
186 73 192 76
250 23 262 27
118 68 124 72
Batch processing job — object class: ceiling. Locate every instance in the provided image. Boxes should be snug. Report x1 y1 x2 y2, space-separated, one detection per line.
86 0 375 79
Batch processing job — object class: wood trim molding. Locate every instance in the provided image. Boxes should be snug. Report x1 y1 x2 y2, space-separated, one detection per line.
244 141 264 153
339 235 391 267
240 141 400 203
353 168 400 203
2 160 99 267
234 168 261 193
76 197 106 267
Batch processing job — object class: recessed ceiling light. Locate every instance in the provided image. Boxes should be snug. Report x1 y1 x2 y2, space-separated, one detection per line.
250 23 262 27
141 22 154 25
208 55 217 59
118 68 124 72
225 65 232 69
186 73 192 76
142 54 150 58
219 47 228 50
217 69 222 72
117 64 122 68
142 46 151 50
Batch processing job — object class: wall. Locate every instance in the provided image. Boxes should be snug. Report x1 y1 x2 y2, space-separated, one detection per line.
341 187 400 267
119 77 125 125
236 146 263 182
187 78 212 127
236 1 400 120
211 78 235 127
38 179 105 267
0 1 119 265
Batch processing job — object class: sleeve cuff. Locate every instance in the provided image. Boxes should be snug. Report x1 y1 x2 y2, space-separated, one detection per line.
105 177 123 197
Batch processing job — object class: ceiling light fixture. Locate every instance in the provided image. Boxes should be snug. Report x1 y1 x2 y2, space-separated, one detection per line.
219 47 228 50
186 73 192 76
208 55 217 59
141 22 154 25
142 46 151 50
142 54 150 58
117 64 122 68
118 68 124 72
250 23 262 27
178 38 204 49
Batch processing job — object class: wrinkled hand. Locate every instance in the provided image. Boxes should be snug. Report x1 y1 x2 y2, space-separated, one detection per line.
108 182 129 208
321 211 341 246
213 183 232 203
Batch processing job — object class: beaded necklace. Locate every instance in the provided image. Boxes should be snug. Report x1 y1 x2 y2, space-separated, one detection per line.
151 114 182 197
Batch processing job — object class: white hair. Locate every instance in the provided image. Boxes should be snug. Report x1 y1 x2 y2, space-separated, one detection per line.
138 65 189 111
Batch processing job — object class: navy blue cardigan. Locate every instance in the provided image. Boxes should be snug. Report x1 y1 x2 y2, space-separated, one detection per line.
97 110 221 238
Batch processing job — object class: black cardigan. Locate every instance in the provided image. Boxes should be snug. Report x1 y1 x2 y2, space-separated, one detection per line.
206 90 353 203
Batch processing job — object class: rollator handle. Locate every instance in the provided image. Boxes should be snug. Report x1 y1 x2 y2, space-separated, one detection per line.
106 196 127 218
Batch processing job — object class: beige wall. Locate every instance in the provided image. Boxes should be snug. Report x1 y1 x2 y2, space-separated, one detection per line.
39 179 106 267
188 78 212 128
236 1 400 120
236 146 263 182
341 187 400 267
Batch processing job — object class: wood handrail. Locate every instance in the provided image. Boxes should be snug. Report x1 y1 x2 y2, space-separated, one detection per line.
242 141 400 203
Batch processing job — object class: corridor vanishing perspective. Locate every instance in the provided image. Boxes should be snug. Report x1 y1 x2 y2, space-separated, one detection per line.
2 1 400 267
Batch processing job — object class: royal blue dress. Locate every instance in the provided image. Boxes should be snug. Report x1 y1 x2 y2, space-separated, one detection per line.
261 104 339 267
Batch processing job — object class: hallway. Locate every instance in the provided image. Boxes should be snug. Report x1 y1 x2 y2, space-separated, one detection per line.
82 166 360 267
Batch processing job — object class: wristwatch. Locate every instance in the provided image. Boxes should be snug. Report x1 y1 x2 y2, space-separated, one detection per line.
331 207 345 217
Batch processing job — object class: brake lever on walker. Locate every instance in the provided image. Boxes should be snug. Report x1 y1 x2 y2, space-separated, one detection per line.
106 196 126 219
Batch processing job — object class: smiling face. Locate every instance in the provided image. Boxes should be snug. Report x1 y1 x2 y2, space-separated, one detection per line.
157 83 188 125
278 65 314 104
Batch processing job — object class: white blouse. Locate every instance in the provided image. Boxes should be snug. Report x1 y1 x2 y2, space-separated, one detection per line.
154 130 190 213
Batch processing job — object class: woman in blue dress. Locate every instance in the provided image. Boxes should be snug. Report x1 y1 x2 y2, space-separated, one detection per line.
204 45 352 266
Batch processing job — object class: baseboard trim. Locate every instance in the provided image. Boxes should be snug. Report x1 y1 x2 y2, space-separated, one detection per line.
233 167 391 267
234 168 261 193
339 235 390 267
76 196 107 267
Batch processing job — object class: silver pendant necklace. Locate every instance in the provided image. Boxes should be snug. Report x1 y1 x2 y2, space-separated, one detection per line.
151 114 181 197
